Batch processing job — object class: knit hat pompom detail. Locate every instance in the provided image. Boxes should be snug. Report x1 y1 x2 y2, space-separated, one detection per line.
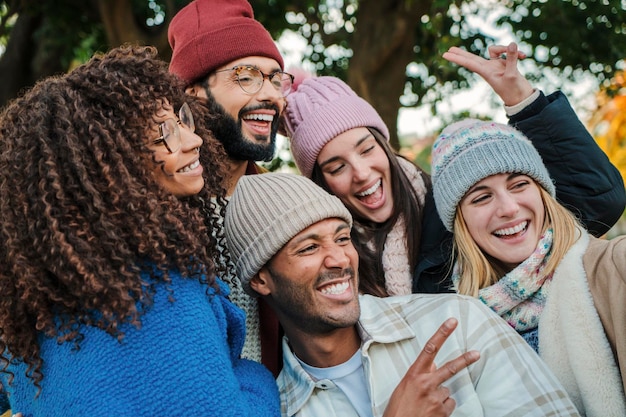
168 0 284 84
287 67 315 92
431 119 555 231
281 76 389 178
224 173 353 296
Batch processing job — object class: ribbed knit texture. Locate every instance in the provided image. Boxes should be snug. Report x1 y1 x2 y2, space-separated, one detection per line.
381 157 427 296
213 197 262 362
168 0 283 84
1 273 280 417
224 173 352 294
282 76 389 177
431 119 556 231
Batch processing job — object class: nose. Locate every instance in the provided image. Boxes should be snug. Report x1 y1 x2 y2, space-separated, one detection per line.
496 193 520 217
351 158 371 183
180 125 203 152
255 76 284 103
323 245 351 269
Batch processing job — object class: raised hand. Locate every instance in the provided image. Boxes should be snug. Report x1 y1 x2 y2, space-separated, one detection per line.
382 318 480 417
443 42 535 106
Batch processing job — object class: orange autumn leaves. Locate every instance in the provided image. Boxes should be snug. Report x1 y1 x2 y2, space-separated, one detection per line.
589 67 626 186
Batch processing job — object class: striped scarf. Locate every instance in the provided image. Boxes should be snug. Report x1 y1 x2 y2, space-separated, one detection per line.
455 228 554 331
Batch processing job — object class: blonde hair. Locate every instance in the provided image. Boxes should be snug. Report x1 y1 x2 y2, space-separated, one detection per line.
453 184 582 297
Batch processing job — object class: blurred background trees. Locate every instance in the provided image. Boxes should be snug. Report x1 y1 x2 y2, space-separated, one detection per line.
1 0 625 221
0 1 622 121
589 66 626 183
1 0 624 148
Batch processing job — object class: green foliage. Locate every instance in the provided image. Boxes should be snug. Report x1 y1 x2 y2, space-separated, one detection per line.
499 0 626 86
0 2 16 46
413 144 433 175
252 0 625 112
29 1 106 70
252 0 354 79
1 0 624 132
71 31 106 67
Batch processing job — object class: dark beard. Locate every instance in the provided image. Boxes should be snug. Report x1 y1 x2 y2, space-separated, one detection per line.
201 92 277 163
265 265 359 334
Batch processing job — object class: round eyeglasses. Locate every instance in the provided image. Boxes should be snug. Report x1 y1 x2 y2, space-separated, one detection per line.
215 65 295 96
152 102 195 153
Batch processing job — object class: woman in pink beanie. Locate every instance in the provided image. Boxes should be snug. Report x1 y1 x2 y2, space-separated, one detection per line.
282 74 428 297
281 42 625 297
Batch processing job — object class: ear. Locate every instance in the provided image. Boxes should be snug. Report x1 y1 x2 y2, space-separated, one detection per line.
185 84 201 97
250 267 272 296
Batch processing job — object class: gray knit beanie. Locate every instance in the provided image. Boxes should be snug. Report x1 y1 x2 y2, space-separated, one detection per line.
431 119 556 231
224 173 353 295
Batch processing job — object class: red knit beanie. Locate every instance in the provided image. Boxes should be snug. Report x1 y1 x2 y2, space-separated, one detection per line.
168 0 284 84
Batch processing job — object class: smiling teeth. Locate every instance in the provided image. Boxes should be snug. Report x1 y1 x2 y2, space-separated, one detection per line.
494 221 528 236
178 160 200 173
356 180 381 197
321 281 349 295
243 114 273 122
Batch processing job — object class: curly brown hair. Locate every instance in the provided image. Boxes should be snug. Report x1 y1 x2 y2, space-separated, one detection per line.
0 45 230 390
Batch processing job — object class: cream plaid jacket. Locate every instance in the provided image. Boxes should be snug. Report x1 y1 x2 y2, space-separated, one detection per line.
278 293 579 417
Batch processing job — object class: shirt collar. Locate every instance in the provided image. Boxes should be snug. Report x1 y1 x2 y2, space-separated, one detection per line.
278 295 416 415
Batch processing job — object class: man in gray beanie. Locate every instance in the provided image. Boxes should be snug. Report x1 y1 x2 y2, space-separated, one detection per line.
224 172 579 417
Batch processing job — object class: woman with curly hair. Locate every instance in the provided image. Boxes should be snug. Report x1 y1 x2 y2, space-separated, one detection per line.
0 45 279 417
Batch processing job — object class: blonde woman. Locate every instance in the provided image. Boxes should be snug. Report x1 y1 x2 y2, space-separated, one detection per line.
431 119 626 416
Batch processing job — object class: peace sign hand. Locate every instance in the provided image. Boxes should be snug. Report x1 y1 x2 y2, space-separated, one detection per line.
382 318 480 417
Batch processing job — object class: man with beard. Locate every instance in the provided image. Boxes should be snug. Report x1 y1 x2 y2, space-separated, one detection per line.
168 0 293 376
168 0 291 195
224 172 580 417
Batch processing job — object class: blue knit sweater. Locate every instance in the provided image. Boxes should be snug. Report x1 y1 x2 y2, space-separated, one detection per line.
1 272 280 417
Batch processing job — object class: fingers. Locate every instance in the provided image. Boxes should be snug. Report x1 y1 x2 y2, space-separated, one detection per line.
434 350 480 386
507 42 527 59
503 42 521 78
443 395 456 416
406 318 458 376
487 44 508 60
488 42 526 60
442 47 484 72
437 386 457 415
445 42 526 65
383 318 478 417
436 385 451 403
407 317 480 386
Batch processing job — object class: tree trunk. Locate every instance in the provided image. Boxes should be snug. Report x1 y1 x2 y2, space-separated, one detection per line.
348 0 432 150
0 12 45 106
97 0 178 62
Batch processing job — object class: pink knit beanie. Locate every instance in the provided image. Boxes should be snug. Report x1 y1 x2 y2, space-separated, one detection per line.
168 0 284 84
282 76 389 178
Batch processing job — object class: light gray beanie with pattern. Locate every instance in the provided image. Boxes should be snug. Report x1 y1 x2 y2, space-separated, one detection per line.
224 173 353 295
431 119 556 232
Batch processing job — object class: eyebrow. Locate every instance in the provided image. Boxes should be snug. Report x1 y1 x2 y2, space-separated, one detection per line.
289 221 351 247
465 173 524 195
318 132 374 169
228 63 282 73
